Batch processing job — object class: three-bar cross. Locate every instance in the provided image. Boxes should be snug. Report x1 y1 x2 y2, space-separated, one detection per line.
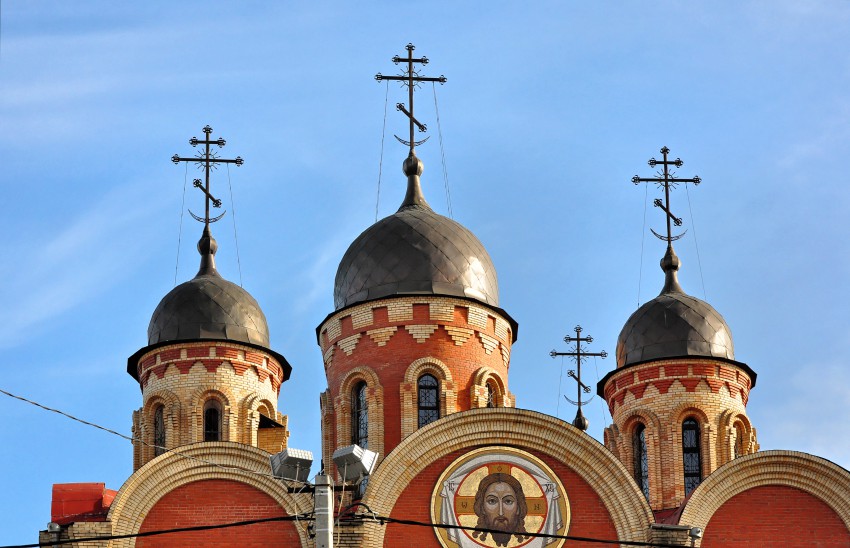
375 43 446 154
632 147 701 243
171 125 244 228
550 325 607 431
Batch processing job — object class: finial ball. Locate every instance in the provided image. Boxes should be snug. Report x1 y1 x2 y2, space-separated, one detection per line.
403 153 424 177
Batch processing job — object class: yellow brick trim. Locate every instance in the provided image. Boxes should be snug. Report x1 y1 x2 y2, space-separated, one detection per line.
680 450 850 544
444 326 473 345
107 442 312 547
337 333 362 356
400 357 457 439
362 408 653 545
405 324 438 342
477 332 499 355
366 326 397 347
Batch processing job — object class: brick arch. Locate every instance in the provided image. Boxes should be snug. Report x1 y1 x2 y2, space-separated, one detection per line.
107 442 312 547
620 409 662 507
334 366 384 464
401 358 457 439
717 409 756 465
190 388 233 443
680 450 850 545
362 407 653 545
140 390 181 464
240 393 279 446
470 366 511 408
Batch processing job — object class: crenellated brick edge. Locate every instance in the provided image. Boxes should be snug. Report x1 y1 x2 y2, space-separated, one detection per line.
135 342 285 394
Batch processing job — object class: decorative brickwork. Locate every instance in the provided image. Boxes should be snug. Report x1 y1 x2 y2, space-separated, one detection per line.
106 443 311 547
131 341 288 470
318 296 515 477
680 450 850 545
601 358 757 510
361 408 653 547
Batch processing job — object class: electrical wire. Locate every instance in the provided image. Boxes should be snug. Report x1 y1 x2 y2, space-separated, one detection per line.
2 513 312 548
342 512 693 548
556 354 564 419
0 387 311 485
174 162 189 286
432 82 453 218
685 183 707 300
226 163 243 287
375 81 389 222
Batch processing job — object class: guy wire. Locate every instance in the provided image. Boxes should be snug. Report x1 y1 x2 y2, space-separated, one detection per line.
175 162 188 286
432 82 453 218
637 181 648 306
376 81 389 222
685 183 707 300
226 163 243 287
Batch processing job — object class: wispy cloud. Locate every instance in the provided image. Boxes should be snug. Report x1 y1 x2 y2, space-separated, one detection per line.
0 179 169 348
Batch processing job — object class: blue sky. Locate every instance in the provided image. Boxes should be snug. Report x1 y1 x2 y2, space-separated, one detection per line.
2 1 849 543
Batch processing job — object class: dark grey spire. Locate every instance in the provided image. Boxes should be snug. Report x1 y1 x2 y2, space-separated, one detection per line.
659 244 684 294
399 152 429 210
196 225 219 278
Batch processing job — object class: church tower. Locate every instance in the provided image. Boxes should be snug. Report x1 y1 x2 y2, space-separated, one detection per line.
317 45 517 476
598 148 758 512
127 126 292 470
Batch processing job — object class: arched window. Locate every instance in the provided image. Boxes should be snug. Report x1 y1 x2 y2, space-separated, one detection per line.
204 400 222 442
486 382 497 408
417 374 440 428
633 423 649 500
352 382 368 448
734 422 745 458
682 418 702 495
153 405 166 456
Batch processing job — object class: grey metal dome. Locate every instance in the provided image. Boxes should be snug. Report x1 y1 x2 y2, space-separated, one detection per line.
616 246 734 367
147 227 270 347
333 153 499 310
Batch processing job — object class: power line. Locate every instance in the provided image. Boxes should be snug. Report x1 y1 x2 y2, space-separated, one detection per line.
1 513 313 548
0 387 309 485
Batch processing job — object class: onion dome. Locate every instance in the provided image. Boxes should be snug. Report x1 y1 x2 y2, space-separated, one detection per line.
128 226 289 380
333 152 499 310
616 245 734 367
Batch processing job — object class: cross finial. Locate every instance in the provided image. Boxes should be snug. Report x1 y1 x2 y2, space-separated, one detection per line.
171 125 244 229
550 325 607 431
631 146 701 244
375 43 447 155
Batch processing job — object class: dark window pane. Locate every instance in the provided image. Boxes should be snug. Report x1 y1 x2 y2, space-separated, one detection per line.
417 374 439 428
154 406 166 456
486 383 496 408
204 405 220 442
682 418 702 495
352 382 368 449
633 424 649 500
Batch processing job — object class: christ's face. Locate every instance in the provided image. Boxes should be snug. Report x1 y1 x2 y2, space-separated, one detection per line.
482 481 518 531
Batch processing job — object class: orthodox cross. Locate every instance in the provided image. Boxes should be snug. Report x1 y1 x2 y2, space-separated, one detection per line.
171 125 244 228
550 325 607 431
632 146 701 242
375 43 447 154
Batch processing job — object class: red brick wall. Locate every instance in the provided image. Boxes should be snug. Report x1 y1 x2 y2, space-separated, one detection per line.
327 318 509 453
137 479 300 547
383 448 618 547
703 485 849 547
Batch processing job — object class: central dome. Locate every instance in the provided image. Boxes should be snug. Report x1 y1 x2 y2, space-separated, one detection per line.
333 153 499 310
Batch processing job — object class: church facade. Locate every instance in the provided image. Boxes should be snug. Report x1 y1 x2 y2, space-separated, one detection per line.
40 69 850 547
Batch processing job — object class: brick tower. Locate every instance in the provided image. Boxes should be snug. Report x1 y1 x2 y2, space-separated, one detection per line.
599 243 759 512
127 225 292 470
317 151 518 475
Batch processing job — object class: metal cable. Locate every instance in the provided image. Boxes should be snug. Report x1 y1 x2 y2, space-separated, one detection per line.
175 162 189 286
0 387 310 485
432 82 453 218
226 163 243 287
556 355 564 419
376 81 389 222
685 183 707 300
637 181 648 306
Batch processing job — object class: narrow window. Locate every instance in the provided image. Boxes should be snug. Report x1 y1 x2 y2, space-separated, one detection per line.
734 423 745 458
485 382 497 408
352 382 368 449
153 405 166 456
633 423 649 500
204 400 221 442
417 374 440 428
682 418 702 494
